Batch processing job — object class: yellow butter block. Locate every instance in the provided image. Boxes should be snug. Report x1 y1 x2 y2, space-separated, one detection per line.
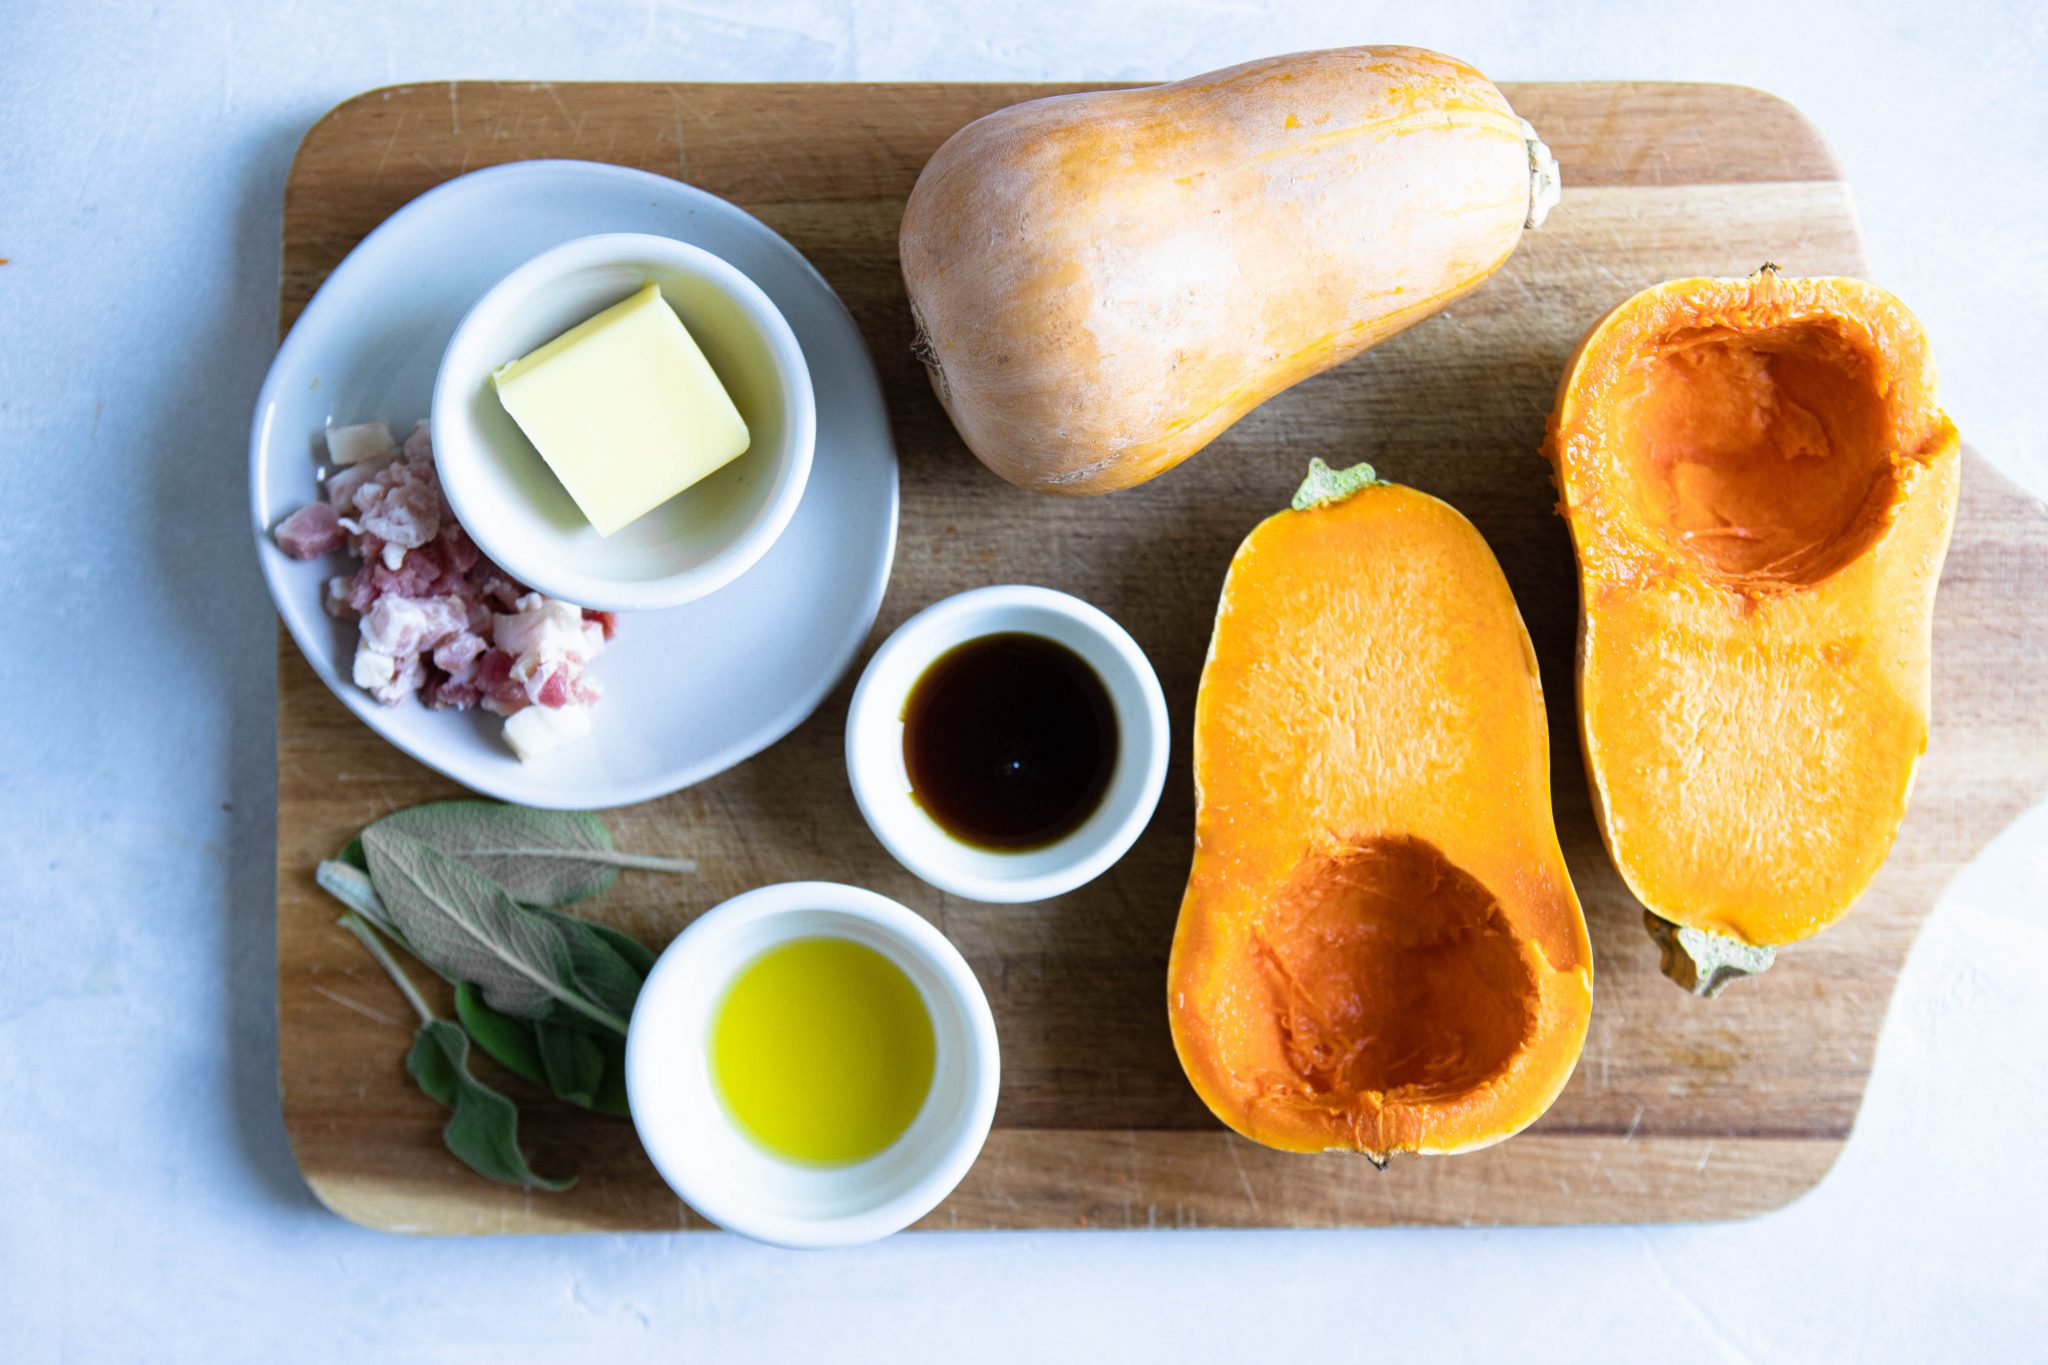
491 281 751 537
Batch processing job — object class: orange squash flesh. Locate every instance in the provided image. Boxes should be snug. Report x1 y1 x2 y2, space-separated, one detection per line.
1546 272 1960 950
1167 467 1593 1158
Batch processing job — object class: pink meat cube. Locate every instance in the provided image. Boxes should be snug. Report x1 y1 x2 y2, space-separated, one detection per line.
274 502 346 560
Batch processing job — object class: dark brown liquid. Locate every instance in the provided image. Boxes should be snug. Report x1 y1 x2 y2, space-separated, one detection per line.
902 633 1118 851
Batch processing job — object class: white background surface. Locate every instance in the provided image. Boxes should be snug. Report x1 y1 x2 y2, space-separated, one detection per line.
2 1 2044 1359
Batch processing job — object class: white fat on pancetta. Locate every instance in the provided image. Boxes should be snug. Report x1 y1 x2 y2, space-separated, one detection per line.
324 420 396 467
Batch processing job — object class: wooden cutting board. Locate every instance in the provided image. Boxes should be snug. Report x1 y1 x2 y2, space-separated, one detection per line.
276 80 2048 1232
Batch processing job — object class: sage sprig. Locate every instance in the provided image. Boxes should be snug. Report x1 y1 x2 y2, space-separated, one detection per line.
318 851 647 1110
356 827 641 1033
337 912 572 1191
316 801 692 1188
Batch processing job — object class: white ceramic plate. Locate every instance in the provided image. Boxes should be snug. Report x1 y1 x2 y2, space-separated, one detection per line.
250 161 899 808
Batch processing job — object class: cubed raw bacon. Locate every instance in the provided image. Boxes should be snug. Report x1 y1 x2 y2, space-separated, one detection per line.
273 502 345 560
402 419 433 462
474 567 531 612
431 629 488 680
476 648 529 715
534 667 572 709
324 575 354 619
326 420 396 467
420 675 483 710
360 594 468 659
352 641 427 706
325 452 395 509
494 594 585 661
354 457 441 550
280 422 613 755
438 523 480 573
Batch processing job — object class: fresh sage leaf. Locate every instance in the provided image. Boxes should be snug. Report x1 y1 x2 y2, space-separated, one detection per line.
317 859 384 920
457 983 630 1117
362 800 693 908
536 906 657 976
453 982 546 1088
359 828 641 1035
592 1033 631 1118
406 1019 575 1192
337 836 368 872
336 912 571 1192
537 1023 607 1110
320 858 646 1045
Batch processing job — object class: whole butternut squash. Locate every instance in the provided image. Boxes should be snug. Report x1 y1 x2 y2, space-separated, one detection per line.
899 47 1559 495
1544 269 1960 991
1167 461 1592 1159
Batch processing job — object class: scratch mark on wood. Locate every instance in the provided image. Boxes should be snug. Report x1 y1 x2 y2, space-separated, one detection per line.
667 89 689 178
371 119 403 183
1225 1138 1261 1215
312 984 403 1029
544 83 587 141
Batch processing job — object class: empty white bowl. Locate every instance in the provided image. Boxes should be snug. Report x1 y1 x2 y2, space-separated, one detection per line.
845 585 1171 903
431 232 816 611
625 881 999 1248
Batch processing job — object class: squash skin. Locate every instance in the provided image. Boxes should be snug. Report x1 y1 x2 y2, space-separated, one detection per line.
900 47 1543 496
1545 273 1960 949
1166 473 1593 1158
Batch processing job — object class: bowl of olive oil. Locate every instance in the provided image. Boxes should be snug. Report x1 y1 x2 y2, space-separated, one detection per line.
625 881 998 1248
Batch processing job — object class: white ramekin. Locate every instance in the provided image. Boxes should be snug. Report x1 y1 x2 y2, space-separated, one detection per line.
844 585 1170 903
432 232 816 611
624 881 998 1248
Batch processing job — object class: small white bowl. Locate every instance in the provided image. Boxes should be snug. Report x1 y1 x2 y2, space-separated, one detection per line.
845 585 1170 903
432 232 816 611
626 881 998 1248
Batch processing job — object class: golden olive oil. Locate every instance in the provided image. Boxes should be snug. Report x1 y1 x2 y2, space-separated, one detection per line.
710 936 936 1166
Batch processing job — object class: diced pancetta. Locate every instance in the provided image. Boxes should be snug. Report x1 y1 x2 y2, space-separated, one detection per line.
352 640 427 705
360 593 468 659
421 675 482 710
325 452 395 509
273 502 345 560
502 703 592 762
431 629 488 680
325 420 396 467
402 419 433 462
354 457 441 551
494 594 585 660
324 575 354 619
276 423 611 756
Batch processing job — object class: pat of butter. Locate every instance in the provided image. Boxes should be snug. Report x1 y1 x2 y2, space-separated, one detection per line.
490 282 751 537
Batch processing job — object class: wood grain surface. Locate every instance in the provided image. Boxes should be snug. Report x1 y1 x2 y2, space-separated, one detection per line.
275 80 2048 1232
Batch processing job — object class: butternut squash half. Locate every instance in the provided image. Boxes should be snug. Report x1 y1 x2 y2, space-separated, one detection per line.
1168 462 1592 1158
899 47 1560 496
1545 271 1959 990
